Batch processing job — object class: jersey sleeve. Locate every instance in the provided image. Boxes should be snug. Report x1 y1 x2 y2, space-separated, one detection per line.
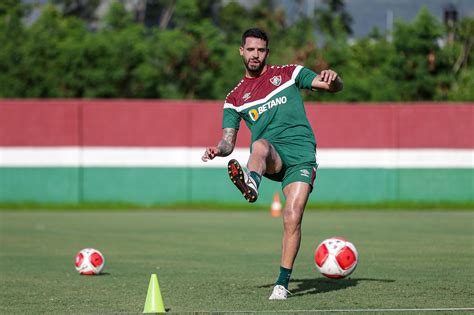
222 105 241 130
294 66 318 90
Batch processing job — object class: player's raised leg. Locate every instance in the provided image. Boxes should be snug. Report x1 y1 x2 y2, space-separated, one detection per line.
247 139 282 176
228 139 282 203
228 159 259 202
269 181 311 300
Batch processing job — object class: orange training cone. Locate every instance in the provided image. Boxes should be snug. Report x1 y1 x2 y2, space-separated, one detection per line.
271 192 282 217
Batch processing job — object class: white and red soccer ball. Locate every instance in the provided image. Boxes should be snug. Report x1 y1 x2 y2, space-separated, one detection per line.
314 237 358 279
75 248 105 275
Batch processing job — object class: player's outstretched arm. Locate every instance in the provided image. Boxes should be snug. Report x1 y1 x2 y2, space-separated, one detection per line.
311 69 343 93
201 128 238 162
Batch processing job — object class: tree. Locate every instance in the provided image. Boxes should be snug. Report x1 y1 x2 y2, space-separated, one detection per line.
19 4 80 97
453 17 473 74
0 1 31 97
448 67 474 101
448 17 474 101
389 7 451 101
52 0 100 22
103 1 133 30
314 0 352 37
218 1 252 44
0 0 471 101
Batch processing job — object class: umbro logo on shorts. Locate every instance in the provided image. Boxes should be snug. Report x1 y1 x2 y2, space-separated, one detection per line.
300 169 310 177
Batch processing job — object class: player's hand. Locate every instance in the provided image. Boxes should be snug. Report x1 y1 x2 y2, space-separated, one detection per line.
318 69 338 84
313 69 343 92
202 147 220 162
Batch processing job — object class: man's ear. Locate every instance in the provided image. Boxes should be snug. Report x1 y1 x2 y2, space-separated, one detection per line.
239 46 244 56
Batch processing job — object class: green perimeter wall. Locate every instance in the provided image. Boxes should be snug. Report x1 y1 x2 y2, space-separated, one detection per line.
1 168 472 205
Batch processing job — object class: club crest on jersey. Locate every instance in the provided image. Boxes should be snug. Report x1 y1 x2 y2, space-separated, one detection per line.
270 75 282 86
242 92 251 101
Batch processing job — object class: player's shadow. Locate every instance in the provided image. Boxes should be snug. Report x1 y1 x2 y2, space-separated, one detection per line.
259 277 395 297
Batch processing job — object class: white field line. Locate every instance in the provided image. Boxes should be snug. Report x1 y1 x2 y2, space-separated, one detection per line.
198 308 474 313
0 147 472 168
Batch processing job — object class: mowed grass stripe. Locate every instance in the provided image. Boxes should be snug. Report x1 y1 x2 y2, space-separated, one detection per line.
0 210 473 313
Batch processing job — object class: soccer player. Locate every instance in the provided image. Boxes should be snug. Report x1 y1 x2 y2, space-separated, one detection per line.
201 28 343 300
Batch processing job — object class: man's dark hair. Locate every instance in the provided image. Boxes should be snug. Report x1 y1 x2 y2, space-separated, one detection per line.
241 28 269 47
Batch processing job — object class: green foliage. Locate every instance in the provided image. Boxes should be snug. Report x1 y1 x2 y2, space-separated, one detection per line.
51 0 100 22
448 67 474 101
389 8 450 101
103 1 132 30
218 2 251 44
0 1 29 97
21 4 79 97
0 1 472 101
315 0 353 36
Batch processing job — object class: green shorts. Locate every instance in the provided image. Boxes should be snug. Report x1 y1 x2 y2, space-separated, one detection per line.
264 162 317 190
263 142 318 191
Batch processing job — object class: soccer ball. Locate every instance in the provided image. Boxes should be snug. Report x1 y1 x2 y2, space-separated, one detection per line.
314 237 358 279
74 248 105 275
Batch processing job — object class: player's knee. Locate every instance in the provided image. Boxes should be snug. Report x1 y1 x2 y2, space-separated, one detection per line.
251 139 271 157
283 208 303 231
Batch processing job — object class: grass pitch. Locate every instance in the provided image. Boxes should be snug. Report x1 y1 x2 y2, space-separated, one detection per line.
0 210 473 314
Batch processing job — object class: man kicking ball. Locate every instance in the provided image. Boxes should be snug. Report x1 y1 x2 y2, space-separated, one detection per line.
202 28 343 300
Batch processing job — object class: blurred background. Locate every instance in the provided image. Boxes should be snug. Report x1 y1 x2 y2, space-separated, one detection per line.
1 0 473 101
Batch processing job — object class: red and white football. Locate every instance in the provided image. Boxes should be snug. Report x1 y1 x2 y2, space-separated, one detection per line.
75 248 105 275
314 237 358 279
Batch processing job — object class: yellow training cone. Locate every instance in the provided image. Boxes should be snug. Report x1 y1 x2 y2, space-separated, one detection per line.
143 274 166 313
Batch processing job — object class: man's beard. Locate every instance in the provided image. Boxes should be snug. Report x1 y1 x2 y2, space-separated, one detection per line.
244 58 266 75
